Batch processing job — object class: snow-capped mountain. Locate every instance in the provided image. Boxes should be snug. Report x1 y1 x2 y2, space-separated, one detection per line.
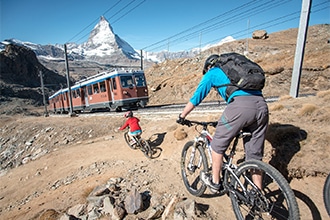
1 16 141 65
0 16 235 65
68 16 140 62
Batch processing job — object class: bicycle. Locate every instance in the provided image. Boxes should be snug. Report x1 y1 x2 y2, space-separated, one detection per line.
180 119 300 220
124 131 153 158
323 173 330 217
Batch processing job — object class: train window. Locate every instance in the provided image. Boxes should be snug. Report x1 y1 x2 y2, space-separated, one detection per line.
93 84 99 94
72 90 76 98
87 85 93 95
112 78 117 90
100 81 106 92
135 75 146 87
76 89 81 97
120 76 134 88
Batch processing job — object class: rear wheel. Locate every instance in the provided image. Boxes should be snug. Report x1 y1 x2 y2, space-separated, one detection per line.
180 141 208 197
230 160 300 220
139 138 152 158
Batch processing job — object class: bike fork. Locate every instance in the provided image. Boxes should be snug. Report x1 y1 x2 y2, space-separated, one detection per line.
187 142 202 172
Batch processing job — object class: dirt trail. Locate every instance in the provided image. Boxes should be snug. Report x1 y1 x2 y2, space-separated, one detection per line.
0 103 329 219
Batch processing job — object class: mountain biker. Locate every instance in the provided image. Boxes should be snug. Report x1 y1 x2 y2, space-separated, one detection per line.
119 111 142 144
177 54 269 193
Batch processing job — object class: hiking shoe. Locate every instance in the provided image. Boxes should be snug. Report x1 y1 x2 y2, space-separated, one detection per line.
200 171 222 194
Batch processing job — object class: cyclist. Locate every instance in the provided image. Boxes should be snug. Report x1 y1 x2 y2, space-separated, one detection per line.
119 111 142 145
177 54 269 193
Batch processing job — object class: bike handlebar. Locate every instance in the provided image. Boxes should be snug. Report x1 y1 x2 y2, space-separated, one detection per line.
179 119 252 138
180 119 218 128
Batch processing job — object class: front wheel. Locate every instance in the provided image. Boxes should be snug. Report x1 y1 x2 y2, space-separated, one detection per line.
124 132 137 149
323 173 330 217
230 160 300 220
180 141 209 197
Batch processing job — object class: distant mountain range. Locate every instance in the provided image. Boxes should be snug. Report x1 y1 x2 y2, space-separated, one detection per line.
0 16 234 65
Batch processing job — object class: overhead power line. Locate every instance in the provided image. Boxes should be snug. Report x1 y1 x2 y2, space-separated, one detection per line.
147 0 291 51
66 0 146 44
143 0 329 52
196 1 329 51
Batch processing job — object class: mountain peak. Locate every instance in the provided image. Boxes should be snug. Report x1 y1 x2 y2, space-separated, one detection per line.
86 16 115 46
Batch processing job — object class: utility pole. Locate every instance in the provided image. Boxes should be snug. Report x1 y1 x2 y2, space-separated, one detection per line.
140 50 143 70
199 32 202 57
39 70 49 117
246 19 250 54
290 0 312 98
64 44 75 116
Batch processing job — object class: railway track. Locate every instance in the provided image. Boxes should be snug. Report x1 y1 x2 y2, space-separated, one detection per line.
54 94 315 117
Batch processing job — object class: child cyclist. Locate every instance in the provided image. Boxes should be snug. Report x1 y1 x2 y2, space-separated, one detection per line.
118 111 142 145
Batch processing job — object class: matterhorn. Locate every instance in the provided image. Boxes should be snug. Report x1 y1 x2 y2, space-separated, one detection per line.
68 16 141 65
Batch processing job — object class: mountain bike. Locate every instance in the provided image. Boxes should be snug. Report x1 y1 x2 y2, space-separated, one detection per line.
323 173 330 217
124 131 153 158
179 119 300 220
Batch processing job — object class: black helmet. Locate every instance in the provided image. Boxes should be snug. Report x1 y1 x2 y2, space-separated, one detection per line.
202 54 220 75
124 111 133 118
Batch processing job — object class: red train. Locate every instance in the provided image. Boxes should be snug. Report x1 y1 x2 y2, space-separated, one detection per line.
48 69 149 113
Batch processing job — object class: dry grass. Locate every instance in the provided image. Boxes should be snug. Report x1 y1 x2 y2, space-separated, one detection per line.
317 90 330 98
317 90 330 103
269 103 284 111
298 104 318 116
278 95 293 101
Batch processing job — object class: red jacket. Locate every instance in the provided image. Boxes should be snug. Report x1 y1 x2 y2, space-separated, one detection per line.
119 117 142 132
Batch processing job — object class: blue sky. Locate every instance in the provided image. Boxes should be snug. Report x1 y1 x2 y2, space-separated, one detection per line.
1 0 329 52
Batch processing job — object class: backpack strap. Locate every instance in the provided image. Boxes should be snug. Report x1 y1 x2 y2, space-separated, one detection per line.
213 84 239 102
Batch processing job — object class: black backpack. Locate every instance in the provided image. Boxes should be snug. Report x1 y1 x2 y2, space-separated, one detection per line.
213 52 265 99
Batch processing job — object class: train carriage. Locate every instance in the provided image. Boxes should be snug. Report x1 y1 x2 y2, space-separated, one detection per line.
48 69 149 114
48 88 70 114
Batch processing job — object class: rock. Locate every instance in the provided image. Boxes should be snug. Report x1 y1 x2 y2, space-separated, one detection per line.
147 204 165 219
174 128 187 140
89 184 111 197
67 203 86 217
38 209 61 220
174 198 197 219
124 187 143 214
252 30 268 39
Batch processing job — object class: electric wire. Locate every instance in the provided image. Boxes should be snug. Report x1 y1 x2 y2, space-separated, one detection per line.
67 0 146 44
143 0 329 52
143 0 292 51
196 1 329 51
146 0 291 50
66 0 123 43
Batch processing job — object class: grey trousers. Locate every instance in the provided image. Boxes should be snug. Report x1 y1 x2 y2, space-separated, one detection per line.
211 95 269 160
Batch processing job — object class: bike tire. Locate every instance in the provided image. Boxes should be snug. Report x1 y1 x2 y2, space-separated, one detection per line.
124 132 137 149
180 141 208 197
323 173 330 217
229 160 300 220
139 138 153 158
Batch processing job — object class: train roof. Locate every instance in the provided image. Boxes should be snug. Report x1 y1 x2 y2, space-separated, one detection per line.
48 69 144 100
76 69 144 87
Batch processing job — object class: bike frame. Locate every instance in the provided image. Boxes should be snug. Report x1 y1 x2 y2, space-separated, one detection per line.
191 123 261 198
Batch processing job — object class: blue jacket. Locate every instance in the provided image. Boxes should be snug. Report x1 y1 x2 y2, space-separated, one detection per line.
190 67 262 105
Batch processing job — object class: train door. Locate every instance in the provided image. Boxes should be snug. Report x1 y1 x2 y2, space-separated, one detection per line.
109 78 115 102
83 86 89 109
134 73 149 107
108 77 121 111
